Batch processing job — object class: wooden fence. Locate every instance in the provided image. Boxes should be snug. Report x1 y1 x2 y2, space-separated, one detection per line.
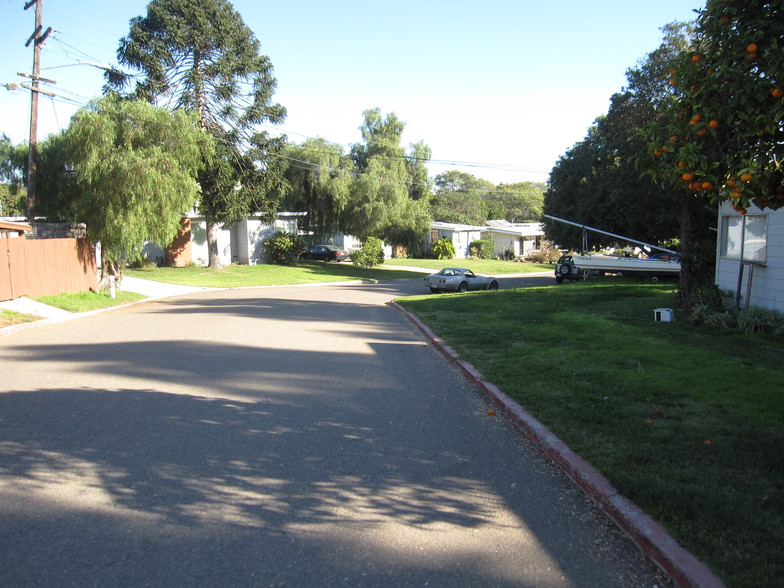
0 236 97 301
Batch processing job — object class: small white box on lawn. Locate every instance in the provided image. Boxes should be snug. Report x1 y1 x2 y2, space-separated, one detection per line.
654 308 674 322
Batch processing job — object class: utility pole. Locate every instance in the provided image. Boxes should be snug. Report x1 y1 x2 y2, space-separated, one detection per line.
24 0 52 223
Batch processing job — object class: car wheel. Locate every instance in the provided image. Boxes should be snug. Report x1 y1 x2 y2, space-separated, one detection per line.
487 280 498 290
457 282 467 293
555 276 564 284
558 264 571 276
430 287 440 294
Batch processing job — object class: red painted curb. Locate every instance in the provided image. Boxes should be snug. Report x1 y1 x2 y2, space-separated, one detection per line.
390 301 725 588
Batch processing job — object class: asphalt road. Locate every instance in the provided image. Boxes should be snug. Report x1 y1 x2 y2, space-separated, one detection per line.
0 275 670 587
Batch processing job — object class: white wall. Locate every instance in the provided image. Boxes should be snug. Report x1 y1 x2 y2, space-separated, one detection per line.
715 203 784 312
190 219 232 267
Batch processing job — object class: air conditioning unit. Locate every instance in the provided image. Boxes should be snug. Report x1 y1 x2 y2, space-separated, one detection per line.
654 308 674 322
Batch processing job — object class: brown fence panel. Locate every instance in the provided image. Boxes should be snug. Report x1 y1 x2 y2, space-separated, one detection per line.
0 237 97 301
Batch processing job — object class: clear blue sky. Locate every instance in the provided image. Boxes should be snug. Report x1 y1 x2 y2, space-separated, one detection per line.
0 0 702 185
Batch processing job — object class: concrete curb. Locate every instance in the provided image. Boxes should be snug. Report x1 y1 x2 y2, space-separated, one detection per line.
389 301 725 588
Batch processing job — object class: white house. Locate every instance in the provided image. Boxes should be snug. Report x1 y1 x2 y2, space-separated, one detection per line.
144 212 304 266
715 202 784 312
428 222 485 258
482 220 544 258
426 220 545 259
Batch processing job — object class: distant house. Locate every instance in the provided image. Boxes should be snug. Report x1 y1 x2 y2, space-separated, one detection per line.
427 222 485 258
426 220 545 259
482 220 544 259
715 202 783 312
145 212 305 267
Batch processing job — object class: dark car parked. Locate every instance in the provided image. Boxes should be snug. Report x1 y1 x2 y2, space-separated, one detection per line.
301 245 350 262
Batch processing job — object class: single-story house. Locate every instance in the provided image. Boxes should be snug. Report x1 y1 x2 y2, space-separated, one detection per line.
428 222 486 258
144 212 305 267
715 202 783 313
482 220 544 258
426 220 545 259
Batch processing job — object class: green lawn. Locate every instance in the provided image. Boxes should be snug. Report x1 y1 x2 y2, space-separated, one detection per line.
126 258 551 287
35 290 146 313
396 280 783 588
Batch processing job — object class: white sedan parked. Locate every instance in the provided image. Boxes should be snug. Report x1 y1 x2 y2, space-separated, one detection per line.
423 267 500 293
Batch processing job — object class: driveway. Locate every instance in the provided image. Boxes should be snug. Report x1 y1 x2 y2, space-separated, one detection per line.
0 278 669 586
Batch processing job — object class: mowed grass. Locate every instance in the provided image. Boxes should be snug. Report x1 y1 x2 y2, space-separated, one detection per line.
125 261 422 287
126 258 551 287
396 279 784 588
35 290 147 312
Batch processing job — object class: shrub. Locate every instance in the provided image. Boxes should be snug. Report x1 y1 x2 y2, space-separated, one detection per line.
469 239 495 259
264 231 304 265
526 245 559 263
351 236 385 269
737 306 784 335
431 237 456 260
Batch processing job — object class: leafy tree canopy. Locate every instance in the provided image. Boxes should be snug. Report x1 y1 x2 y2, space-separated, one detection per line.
0 134 26 217
278 138 354 241
106 0 286 268
345 108 432 253
544 22 709 254
641 0 784 214
56 95 212 278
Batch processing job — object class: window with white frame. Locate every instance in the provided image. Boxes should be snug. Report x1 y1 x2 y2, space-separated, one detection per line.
720 214 767 263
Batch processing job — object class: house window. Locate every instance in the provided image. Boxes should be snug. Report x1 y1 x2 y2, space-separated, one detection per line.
430 230 439 243
720 214 767 263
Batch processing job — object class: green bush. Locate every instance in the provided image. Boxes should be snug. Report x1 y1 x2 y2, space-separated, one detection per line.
738 306 784 335
264 231 304 265
469 239 495 259
431 237 456 260
351 236 385 269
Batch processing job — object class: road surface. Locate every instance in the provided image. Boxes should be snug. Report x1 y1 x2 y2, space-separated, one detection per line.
0 276 670 586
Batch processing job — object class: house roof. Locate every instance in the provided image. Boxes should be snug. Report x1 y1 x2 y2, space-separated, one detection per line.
431 220 544 237
431 221 485 232
0 220 32 235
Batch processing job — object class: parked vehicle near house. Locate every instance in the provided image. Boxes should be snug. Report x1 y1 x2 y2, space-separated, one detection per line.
301 245 350 262
555 253 680 283
424 267 499 293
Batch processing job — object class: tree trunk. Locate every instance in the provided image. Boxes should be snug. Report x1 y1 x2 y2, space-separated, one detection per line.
677 196 696 309
99 247 122 295
205 214 223 270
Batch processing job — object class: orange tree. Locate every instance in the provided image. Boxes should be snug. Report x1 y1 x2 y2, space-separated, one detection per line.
642 0 783 303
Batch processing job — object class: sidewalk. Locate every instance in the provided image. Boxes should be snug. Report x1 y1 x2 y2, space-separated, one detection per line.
0 277 214 332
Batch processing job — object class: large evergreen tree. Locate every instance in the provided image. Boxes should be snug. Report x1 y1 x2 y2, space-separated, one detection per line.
105 0 286 269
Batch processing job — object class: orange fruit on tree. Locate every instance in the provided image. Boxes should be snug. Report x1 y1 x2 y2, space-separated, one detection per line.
696 129 708 136
709 120 719 128
692 54 702 63
678 161 686 168
682 172 694 181
746 43 758 54
702 181 713 191
740 173 753 182
727 179 736 187
772 89 783 98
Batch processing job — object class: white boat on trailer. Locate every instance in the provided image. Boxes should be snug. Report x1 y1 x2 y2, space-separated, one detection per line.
545 215 681 283
555 253 681 283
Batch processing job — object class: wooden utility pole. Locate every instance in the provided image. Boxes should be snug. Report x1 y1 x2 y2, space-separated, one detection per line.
24 0 52 223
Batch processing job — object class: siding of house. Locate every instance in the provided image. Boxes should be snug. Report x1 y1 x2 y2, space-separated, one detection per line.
715 203 784 312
